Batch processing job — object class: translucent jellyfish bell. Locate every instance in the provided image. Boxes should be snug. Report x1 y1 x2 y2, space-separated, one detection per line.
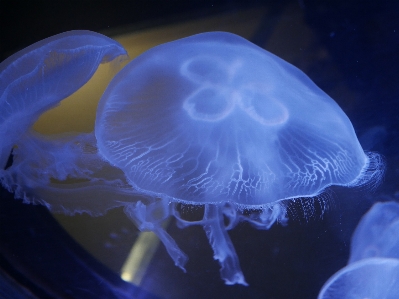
95 32 383 285
0 30 128 169
349 201 399 262
96 32 379 206
0 31 130 214
318 258 399 299
318 202 399 299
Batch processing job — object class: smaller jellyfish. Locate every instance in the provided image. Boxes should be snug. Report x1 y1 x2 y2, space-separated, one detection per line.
0 30 130 214
0 30 128 169
349 201 399 262
318 258 399 299
318 202 399 299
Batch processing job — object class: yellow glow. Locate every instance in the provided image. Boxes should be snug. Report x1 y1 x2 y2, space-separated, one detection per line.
32 61 126 135
120 231 160 285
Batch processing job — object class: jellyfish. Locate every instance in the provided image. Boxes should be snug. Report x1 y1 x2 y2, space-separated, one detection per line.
94 32 384 285
318 202 399 298
349 201 399 262
0 30 128 169
0 30 137 214
0 31 384 286
318 257 399 299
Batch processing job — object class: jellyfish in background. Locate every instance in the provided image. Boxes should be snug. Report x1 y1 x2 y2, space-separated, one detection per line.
0 31 384 286
0 30 128 170
318 258 399 299
349 201 399 262
0 30 135 215
318 202 399 299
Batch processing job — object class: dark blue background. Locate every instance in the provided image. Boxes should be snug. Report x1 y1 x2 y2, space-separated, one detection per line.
1 1 398 298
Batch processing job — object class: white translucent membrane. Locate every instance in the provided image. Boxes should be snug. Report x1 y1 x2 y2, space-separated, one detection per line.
95 32 383 285
1 131 138 215
318 202 399 299
0 30 128 169
318 258 399 299
96 32 380 207
0 31 384 286
0 30 131 213
350 202 399 262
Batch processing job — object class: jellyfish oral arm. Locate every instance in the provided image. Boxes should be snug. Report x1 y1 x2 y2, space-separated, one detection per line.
124 200 188 272
174 203 248 286
202 204 248 286
124 199 249 285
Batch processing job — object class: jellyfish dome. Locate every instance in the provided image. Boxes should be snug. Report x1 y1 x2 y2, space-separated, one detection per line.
95 32 383 285
96 31 378 206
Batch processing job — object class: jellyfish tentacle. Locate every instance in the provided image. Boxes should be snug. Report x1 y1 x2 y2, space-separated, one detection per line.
174 211 207 229
346 151 385 190
203 204 248 286
221 202 240 230
245 203 288 230
124 201 188 272
172 203 247 284
0 131 137 215
151 224 188 272
172 202 287 285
